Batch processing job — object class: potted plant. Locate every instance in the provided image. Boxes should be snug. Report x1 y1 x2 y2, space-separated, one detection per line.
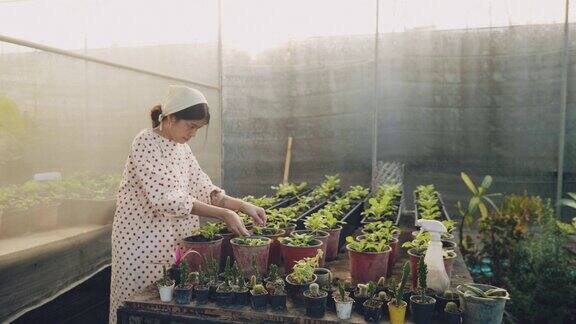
387 262 411 324
265 264 281 289
303 283 328 318
250 284 268 310
363 291 388 322
279 232 323 271
285 249 321 307
306 209 346 261
333 281 354 320
410 258 436 324
444 301 462 324
230 236 272 278
456 284 509 324
435 289 459 316
169 246 201 285
181 222 224 271
313 267 331 288
344 185 370 202
269 278 288 310
193 268 210 305
346 235 391 284
173 261 193 304
252 226 286 266
352 283 371 314
157 265 175 303
201 255 221 301
215 257 235 306
292 229 329 267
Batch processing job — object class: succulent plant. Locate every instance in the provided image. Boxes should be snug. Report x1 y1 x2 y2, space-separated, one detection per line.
377 291 388 301
251 284 267 295
356 283 369 298
443 289 457 300
445 301 460 313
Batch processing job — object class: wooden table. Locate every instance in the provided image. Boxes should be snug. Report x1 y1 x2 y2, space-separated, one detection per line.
118 217 472 324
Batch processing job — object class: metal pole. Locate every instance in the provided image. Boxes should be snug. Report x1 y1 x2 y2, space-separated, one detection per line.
218 0 224 186
556 0 570 218
372 0 380 190
0 34 219 90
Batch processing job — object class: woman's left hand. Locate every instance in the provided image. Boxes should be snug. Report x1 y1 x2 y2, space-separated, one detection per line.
241 202 267 227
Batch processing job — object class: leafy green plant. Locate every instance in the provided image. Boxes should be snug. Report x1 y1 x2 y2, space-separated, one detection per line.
304 212 329 231
280 232 316 247
272 182 308 197
243 195 278 208
345 185 369 201
346 235 389 252
456 172 500 254
362 196 397 221
194 222 223 241
287 249 323 284
176 261 191 288
232 236 269 246
362 220 399 235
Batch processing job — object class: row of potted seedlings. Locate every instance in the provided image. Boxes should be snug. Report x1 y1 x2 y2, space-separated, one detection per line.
413 184 450 226
361 183 403 225
0 173 119 237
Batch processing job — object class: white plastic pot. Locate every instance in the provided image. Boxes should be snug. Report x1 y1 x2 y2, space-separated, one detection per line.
335 298 354 320
158 283 175 302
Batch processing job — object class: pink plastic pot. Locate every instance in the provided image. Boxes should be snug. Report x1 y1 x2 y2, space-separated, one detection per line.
387 237 399 278
258 228 286 266
180 234 223 272
294 230 329 267
325 226 342 261
280 239 323 272
230 236 272 278
347 244 391 285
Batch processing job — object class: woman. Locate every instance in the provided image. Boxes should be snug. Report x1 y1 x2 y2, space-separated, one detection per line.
109 85 265 323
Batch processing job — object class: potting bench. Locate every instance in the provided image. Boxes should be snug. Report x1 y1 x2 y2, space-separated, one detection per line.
118 216 473 324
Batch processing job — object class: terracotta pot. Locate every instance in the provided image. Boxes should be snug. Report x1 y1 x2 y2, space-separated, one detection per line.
258 228 286 266
280 238 323 272
230 236 272 278
325 226 342 261
180 234 223 272
294 230 329 267
347 244 391 285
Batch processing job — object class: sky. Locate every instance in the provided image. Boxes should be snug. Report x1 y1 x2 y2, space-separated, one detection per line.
0 0 570 55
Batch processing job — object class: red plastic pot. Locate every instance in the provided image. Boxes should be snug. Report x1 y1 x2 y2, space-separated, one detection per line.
280 239 323 272
294 230 329 267
220 231 236 266
387 237 399 278
230 236 272 278
347 244 391 285
258 229 286 266
180 234 223 272
325 226 342 261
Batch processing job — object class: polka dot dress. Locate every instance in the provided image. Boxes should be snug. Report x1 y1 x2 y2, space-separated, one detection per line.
109 128 223 324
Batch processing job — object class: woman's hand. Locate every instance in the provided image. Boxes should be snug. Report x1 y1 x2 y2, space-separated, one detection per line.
222 210 251 236
240 201 267 227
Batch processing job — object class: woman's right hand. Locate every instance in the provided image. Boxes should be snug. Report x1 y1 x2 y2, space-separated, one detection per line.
222 210 251 236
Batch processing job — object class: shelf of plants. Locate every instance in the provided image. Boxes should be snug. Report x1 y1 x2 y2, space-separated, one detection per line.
118 176 514 324
413 184 450 227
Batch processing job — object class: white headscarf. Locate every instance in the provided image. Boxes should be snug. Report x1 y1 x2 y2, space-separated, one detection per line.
158 85 208 129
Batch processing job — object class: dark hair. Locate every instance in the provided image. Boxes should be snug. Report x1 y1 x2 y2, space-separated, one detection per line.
150 103 210 128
